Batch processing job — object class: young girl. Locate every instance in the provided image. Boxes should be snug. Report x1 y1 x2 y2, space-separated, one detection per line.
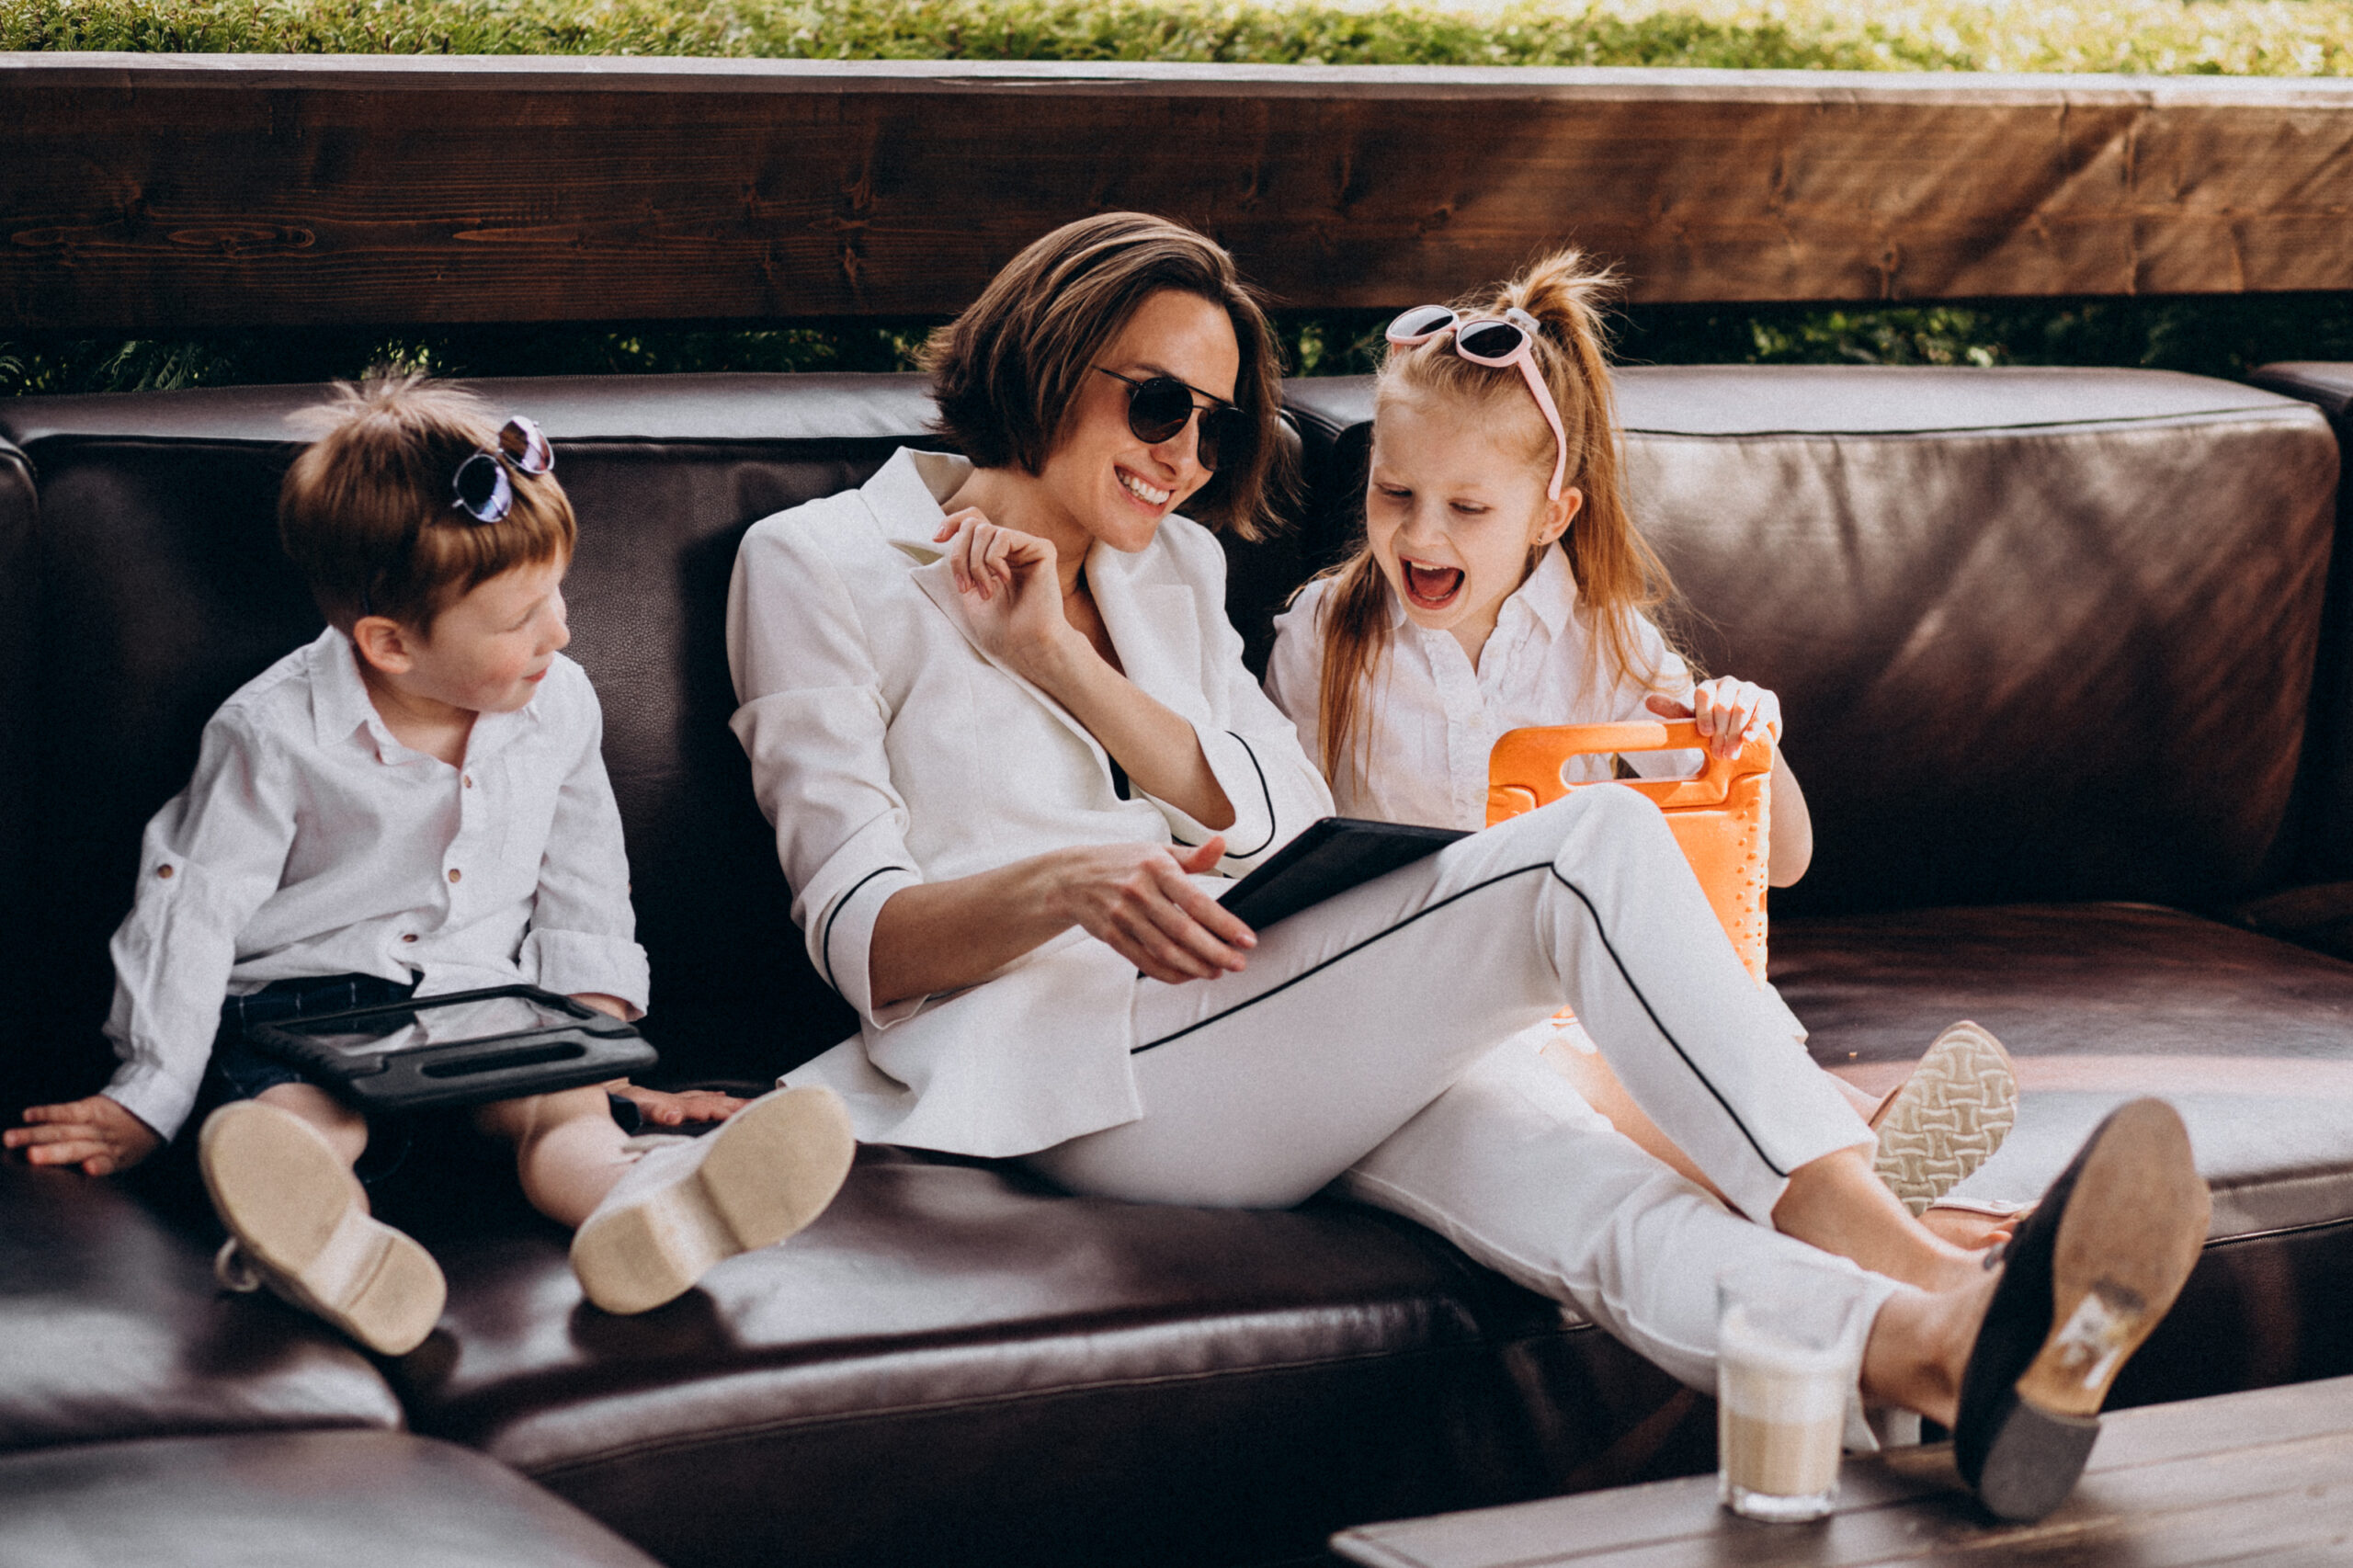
1263 250 2016 1235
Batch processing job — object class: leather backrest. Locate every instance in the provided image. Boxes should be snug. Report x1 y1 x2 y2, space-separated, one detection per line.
1285 367 2340 917
2250 362 2353 884
0 440 36 1113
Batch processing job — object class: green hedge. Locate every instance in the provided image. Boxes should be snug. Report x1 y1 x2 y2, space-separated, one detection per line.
0 0 1963 69
5 0 2349 393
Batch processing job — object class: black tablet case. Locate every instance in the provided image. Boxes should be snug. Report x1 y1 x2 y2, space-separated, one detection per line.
1218 817 1469 930
246 984 659 1112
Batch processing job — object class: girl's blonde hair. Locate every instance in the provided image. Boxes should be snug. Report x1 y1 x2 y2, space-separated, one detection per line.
1312 249 1684 791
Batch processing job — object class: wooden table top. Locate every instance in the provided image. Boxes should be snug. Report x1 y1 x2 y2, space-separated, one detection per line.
1332 1375 2353 1567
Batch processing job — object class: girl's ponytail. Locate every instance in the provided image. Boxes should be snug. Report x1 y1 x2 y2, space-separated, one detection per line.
1486 249 1680 701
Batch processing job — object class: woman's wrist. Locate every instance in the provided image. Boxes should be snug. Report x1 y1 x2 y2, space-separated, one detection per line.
1014 621 1101 700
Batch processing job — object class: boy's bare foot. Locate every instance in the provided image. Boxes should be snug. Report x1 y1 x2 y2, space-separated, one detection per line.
570 1085 855 1315
199 1100 445 1357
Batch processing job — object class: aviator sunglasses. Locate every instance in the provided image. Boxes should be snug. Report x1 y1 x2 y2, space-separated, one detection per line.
450 415 555 524
1385 306 1569 500
1095 369 1254 473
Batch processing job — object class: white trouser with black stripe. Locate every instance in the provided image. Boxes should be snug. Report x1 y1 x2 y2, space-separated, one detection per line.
1028 785 1903 1391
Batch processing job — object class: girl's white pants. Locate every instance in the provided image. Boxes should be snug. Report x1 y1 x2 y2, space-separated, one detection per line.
1028 786 1903 1391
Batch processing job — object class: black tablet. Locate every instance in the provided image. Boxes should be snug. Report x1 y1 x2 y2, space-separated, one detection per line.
245 984 658 1113
1218 817 1470 931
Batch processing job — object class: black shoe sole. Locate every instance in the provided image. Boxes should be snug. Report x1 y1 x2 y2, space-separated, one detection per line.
1953 1097 2208 1522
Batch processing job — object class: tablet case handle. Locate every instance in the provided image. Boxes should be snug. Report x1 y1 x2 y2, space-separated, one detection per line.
1486 719 1773 983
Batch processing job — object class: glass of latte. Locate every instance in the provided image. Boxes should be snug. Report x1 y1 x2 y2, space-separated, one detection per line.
1716 1258 1872 1522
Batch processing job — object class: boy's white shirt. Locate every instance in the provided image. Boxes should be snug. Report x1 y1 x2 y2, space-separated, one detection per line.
100 627 650 1142
1263 547 1700 833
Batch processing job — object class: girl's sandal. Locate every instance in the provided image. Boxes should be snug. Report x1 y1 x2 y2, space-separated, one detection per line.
1870 1020 2018 1216
1953 1097 2210 1521
199 1100 446 1357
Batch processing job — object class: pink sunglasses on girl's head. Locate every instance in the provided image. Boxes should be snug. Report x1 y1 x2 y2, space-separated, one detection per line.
1385 305 1568 500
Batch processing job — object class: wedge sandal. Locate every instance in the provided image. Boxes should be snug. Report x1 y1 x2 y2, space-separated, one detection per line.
1870 1019 2018 1216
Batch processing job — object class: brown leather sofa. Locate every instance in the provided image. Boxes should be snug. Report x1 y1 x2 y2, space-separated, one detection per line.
5 364 2352 1568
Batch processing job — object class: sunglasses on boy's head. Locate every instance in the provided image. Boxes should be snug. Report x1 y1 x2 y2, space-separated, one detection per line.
1094 369 1254 473
450 415 555 525
1385 305 1569 500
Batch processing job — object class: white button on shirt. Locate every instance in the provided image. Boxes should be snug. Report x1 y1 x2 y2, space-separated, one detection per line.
101 627 650 1142
1264 547 1699 832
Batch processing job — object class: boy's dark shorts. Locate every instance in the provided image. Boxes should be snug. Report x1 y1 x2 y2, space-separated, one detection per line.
200 972 421 1187
209 971 419 1101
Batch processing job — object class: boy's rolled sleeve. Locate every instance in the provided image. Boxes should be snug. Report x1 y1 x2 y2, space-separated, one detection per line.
522 690 650 1017
103 712 296 1142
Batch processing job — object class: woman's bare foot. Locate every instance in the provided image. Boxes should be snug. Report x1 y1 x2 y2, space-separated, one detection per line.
1859 1261 1998 1427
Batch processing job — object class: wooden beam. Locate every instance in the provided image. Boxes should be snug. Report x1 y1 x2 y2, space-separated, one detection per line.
5 54 2353 330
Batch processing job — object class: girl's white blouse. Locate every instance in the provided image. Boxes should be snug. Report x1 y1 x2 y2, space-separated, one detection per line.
727 449 1334 1158
1263 548 1699 832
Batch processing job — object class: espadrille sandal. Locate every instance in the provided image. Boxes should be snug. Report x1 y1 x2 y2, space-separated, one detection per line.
199 1100 446 1357
1870 1020 2018 1216
570 1084 855 1315
1954 1097 2209 1522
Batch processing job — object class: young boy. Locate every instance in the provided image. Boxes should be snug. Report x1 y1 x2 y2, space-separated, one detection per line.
5 376 853 1354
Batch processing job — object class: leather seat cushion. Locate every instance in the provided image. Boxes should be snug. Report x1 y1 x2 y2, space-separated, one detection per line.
0 1430 661 1567
1778 902 2353 1403
388 1148 1691 1568
0 1163 403 1449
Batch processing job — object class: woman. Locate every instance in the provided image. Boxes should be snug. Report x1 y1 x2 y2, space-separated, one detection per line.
726 212 2208 1522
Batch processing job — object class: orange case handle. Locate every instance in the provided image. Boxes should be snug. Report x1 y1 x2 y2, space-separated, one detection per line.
1486 720 1775 985
1485 720 1772 824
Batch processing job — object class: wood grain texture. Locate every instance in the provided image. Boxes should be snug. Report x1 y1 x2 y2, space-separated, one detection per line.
1332 1372 2353 1567
6 56 2353 328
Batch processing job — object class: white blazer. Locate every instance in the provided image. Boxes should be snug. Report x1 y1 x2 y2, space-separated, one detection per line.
727 449 1334 1157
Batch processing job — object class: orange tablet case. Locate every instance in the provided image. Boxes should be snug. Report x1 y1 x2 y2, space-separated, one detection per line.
1486 719 1774 983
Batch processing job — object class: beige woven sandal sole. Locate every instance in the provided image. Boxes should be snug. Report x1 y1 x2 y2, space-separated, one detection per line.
198 1100 446 1356
1871 1020 2018 1216
570 1085 855 1316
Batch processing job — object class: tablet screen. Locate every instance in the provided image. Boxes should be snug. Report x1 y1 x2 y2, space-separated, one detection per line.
269 994 583 1059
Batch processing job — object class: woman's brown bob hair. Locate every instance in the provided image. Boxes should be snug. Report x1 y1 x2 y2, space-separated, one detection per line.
922 212 1289 541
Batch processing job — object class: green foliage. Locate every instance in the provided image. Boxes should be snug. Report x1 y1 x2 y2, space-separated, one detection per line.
7 296 2347 397
0 0 1963 69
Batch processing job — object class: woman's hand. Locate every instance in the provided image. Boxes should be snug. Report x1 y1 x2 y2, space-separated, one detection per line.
1648 677 1783 760
1051 836 1257 985
6 1096 164 1176
935 508 1077 683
